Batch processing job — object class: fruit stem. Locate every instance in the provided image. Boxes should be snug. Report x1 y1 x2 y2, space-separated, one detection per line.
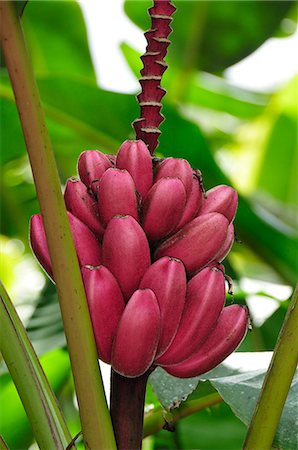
110 369 150 450
0 3 116 449
243 283 298 450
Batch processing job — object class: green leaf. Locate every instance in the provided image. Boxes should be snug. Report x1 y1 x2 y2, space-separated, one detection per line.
22 0 96 81
150 353 298 450
124 0 294 73
14 1 28 17
212 370 298 450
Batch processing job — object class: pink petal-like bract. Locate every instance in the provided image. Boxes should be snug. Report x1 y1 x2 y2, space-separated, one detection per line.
78 150 111 193
213 223 235 263
199 185 238 223
157 265 226 366
112 289 160 377
64 178 104 238
30 212 102 279
155 157 193 199
174 177 202 231
102 216 150 301
116 140 153 199
140 256 187 356
154 213 229 275
81 265 125 364
98 168 139 226
165 305 249 378
142 177 186 241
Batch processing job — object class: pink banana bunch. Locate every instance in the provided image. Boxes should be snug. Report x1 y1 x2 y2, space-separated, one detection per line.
30 140 248 378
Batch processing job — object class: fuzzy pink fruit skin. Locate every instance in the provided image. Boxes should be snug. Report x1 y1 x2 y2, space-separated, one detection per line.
174 178 202 231
139 256 187 357
111 289 160 377
30 212 102 279
81 265 125 364
165 305 249 378
30 215 53 279
157 265 226 366
116 140 153 199
155 157 193 199
199 185 238 223
64 178 105 238
213 223 235 263
78 150 111 193
142 177 186 241
98 168 139 226
102 216 150 301
154 213 229 275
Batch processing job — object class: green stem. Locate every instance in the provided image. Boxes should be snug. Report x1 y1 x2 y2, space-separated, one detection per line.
143 392 223 437
243 283 298 450
0 435 9 450
0 3 116 449
0 282 71 450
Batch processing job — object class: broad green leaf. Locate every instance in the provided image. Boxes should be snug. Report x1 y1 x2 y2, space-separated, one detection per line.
21 0 96 81
0 349 71 449
211 370 298 450
150 353 297 450
124 1 294 73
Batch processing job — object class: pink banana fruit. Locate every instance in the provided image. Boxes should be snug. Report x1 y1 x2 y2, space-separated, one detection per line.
97 168 139 226
116 140 153 199
139 256 187 357
174 177 202 231
102 215 150 300
64 178 105 238
154 213 229 275
81 265 125 364
213 223 234 263
111 288 160 377
30 212 102 279
199 185 238 223
154 157 193 199
78 150 111 193
164 305 249 378
157 265 226 366
142 177 186 241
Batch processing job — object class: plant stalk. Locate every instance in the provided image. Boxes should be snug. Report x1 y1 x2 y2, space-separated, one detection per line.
143 392 222 437
0 282 72 450
0 3 116 449
243 283 298 450
110 369 149 450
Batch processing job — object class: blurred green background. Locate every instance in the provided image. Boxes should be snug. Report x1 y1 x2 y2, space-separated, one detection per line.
0 1 297 449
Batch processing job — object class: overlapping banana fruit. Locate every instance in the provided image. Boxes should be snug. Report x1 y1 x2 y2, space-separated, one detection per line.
30 140 249 378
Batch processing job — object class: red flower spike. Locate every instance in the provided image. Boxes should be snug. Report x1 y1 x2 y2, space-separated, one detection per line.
133 1 176 153
77 150 111 193
102 216 150 301
30 212 102 280
64 178 105 238
164 305 249 378
173 178 202 231
98 168 139 226
154 213 229 275
139 256 187 357
157 265 226 366
199 185 238 223
214 223 235 263
155 157 194 199
116 140 153 199
142 177 186 241
111 289 160 377
81 265 125 364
